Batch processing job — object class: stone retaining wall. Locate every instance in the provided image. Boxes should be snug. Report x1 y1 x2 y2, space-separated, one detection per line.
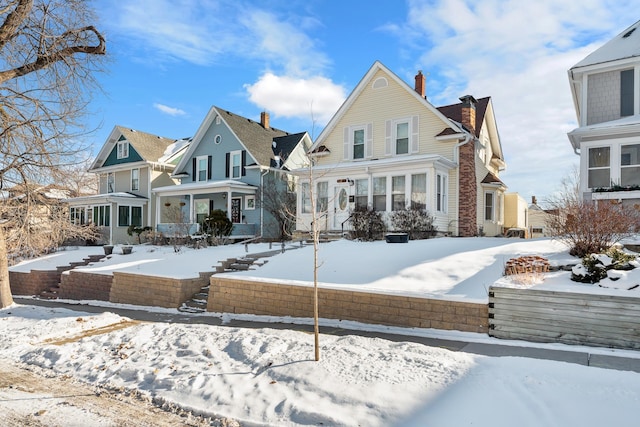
208 277 488 333
109 271 213 308
59 271 113 301
9 270 61 296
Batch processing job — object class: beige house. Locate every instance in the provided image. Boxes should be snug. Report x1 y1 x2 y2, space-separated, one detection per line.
65 126 188 244
295 61 508 237
503 193 529 237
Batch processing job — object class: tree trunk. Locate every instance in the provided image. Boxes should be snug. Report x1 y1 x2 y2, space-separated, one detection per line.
0 226 14 308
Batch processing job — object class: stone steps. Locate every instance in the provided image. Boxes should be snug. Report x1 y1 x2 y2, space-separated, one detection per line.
37 252 106 300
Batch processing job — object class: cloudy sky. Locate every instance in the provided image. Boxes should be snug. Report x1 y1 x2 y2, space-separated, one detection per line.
91 0 636 204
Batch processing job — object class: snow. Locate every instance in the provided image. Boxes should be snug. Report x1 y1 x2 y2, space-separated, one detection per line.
4 237 640 425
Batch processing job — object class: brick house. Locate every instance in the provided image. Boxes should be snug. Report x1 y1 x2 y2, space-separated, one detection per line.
294 61 508 237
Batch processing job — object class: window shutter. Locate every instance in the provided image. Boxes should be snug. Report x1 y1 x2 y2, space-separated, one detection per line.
385 120 392 155
366 123 373 158
207 156 212 180
241 150 246 176
225 153 230 178
343 127 350 160
209 200 214 214
411 115 419 153
192 158 196 181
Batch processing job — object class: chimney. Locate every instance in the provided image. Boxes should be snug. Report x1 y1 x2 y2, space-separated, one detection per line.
260 111 270 129
532 196 537 205
459 95 477 134
414 70 426 98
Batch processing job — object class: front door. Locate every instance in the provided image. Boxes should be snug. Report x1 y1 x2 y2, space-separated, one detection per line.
231 197 241 223
333 185 350 229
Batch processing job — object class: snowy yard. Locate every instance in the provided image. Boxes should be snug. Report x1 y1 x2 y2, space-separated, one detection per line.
3 237 640 426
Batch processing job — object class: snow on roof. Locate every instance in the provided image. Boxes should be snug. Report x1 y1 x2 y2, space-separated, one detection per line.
572 19 640 69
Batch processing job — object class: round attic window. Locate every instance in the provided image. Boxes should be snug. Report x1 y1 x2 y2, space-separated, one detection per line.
214 134 222 144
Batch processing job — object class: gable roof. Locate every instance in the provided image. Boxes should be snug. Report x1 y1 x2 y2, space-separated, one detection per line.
311 61 463 151
174 106 295 174
437 97 491 138
91 126 177 170
271 132 308 168
571 19 640 70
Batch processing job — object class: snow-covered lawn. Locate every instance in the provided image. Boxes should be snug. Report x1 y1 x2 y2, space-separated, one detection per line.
4 237 640 425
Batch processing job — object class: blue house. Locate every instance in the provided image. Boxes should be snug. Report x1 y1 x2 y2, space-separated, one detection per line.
153 107 311 240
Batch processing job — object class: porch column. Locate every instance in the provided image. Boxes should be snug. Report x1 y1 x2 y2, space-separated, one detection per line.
226 191 232 220
189 193 194 223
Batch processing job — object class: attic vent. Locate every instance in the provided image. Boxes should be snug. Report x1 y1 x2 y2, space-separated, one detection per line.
372 77 388 89
272 140 277 148
623 27 636 38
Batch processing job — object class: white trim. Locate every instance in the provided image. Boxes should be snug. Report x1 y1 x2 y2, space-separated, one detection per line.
229 150 242 179
196 155 208 182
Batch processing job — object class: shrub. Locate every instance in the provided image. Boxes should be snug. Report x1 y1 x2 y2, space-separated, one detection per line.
202 209 233 245
127 225 152 244
389 207 437 239
571 247 638 283
349 206 386 241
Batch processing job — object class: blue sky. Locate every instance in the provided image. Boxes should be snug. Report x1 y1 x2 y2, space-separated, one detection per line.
89 0 636 204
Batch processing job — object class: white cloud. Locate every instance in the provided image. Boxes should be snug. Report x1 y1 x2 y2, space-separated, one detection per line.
401 0 636 201
153 103 186 116
244 73 346 125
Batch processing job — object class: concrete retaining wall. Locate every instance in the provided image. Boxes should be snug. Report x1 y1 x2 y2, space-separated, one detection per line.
59 271 113 301
9 270 61 296
208 277 488 333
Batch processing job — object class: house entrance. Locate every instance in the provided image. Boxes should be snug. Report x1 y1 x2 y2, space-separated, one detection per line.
231 197 241 223
333 185 350 229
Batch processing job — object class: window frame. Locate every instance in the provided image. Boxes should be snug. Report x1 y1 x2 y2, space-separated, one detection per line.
107 172 115 193
316 181 328 213
373 177 387 212
587 146 611 189
620 143 640 187
118 205 143 227
300 182 311 214
117 141 129 159
394 120 410 155
485 191 495 221
436 173 447 213
230 150 242 179
355 178 368 210
131 168 140 191
196 155 208 182
92 205 110 226
391 175 406 211
352 127 365 160
410 173 427 210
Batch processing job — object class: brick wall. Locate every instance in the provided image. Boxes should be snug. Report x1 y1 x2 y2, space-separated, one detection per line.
458 139 478 237
59 271 113 301
208 277 488 333
109 271 212 308
587 70 620 125
9 270 61 296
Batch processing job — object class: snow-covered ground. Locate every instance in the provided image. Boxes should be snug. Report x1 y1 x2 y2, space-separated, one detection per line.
3 237 640 426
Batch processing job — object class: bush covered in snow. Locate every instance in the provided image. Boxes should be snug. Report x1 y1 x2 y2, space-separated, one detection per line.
571 247 637 284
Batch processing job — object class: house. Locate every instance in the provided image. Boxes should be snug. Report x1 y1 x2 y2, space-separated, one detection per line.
503 193 529 237
294 61 507 237
528 196 555 238
153 107 312 241
65 126 187 244
567 19 640 207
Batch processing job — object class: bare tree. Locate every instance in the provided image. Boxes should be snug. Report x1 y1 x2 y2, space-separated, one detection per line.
0 0 106 308
258 172 297 241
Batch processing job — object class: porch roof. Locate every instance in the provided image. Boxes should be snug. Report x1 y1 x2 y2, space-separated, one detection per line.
64 192 148 206
152 179 257 196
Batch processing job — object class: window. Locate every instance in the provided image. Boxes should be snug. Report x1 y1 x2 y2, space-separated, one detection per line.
355 179 368 209
117 141 129 159
621 69 634 117
436 173 447 213
373 177 386 211
245 195 255 210
230 151 242 179
131 168 139 191
92 205 110 226
316 181 328 212
588 146 610 188
411 174 426 210
353 128 365 159
107 172 114 193
395 122 409 155
485 192 495 221
214 134 222 144
301 182 311 214
70 207 86 225
532 227 543 234
621 144 640 187
197 156 208 182
118 206 142 227
392 176 406 210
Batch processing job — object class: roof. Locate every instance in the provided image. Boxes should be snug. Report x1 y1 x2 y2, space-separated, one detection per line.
481 172 506 187
115 126 177 163
214 107 289 167
271 132 307 168
571 19 640 69
437 97 491 138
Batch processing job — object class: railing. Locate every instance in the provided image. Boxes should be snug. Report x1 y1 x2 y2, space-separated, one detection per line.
156 223 200 237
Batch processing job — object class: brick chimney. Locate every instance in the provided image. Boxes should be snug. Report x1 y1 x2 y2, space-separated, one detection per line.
459 95 477 134
457 94 479 237
260 111 270 129
532 196 537 205
414 70 426 98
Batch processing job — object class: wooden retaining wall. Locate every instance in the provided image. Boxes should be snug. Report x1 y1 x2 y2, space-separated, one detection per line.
488 286 640 350
208 277 488 333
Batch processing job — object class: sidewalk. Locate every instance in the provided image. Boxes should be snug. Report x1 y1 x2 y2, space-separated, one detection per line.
15 296 640 373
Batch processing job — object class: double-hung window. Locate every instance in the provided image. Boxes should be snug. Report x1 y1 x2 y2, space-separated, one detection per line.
230 151 242 179
373 177 386 211
118 206 142 227
588 147 610 188
411 174 426 210
355 179 368 209
131 168 139 191
301 182 311 214
353 128 365 160
436 173 447 213
392 176 405 210
196 156 208 182
485 192 495 221
621 144 640 187
621 69 635 117
316 182 328 212
107 172 114 193
395 122 409 155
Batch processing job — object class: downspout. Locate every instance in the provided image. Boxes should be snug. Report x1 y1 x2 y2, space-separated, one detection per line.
453 133 472 237
260 167 269 237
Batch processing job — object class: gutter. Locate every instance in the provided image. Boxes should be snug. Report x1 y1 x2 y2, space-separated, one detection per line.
453 132 473 237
